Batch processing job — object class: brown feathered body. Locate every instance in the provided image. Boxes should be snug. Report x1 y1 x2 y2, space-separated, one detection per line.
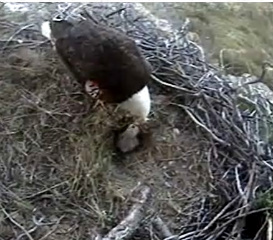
49 19 151 104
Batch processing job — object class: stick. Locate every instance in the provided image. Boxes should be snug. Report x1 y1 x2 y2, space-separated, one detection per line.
1 24 35 54
151 74 196 94
1 206 34 240
267 217 272 240
100 185 151 240
152 215 178 240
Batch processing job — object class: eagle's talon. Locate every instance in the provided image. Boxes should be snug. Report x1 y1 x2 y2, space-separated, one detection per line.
93 99 107 110
85 80 99 97
89 90 99 98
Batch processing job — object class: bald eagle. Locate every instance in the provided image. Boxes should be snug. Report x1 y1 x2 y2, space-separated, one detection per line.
41 17 151 124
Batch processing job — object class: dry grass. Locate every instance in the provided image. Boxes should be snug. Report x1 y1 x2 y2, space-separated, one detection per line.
1 3 273 239
144 3 273 89
0 31 209 239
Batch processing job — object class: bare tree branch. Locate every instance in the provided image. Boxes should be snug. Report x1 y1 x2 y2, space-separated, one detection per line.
100 185 151 240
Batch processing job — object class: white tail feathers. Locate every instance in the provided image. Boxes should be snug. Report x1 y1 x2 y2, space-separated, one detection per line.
119 85 151 122
41 21 52 40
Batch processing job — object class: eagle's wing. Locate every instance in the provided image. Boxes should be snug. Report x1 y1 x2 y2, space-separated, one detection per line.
121 37 152 74
54 20 151 102
54 36 96 88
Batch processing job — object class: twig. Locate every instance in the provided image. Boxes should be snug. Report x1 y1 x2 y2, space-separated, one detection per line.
105 7 126 18
173 103 229 146
82 8 99 24
1 206 34 240
196 197 238 237
152 215 178 240
24 181 69 200
151 74 196 94
39 216 64 240
235 165 246 199
267 217 272 240
237 61 273 89
1 24 35 54
253 215 268 240
100 185 151 240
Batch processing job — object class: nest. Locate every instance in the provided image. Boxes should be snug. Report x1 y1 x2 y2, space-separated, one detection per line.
1 3 273 240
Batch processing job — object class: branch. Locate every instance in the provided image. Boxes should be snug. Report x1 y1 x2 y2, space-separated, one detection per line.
152 215 178 240
100 185 151 240
151 74 196 95
267 217 272 240
1 206 35 240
